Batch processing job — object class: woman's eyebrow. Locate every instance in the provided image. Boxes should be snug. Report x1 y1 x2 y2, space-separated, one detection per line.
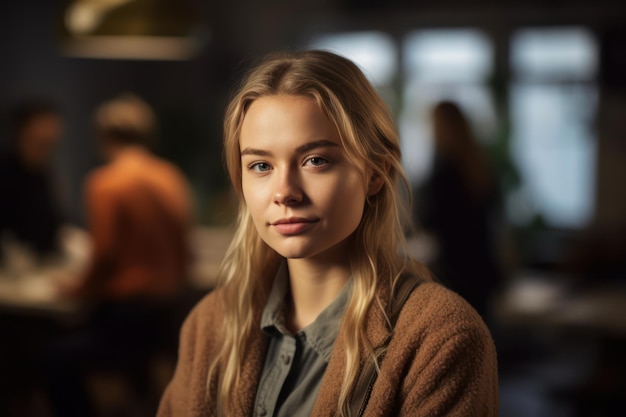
241 140 340 158
240 147 272 157
296 139 341 153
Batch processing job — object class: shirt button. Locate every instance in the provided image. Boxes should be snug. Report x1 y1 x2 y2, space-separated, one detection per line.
257 404 267 416
281 354 291 365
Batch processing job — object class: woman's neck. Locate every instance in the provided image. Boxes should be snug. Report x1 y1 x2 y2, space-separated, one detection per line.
285 258 350 333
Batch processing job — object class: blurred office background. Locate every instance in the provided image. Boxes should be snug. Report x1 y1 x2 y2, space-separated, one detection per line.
1 0 625 416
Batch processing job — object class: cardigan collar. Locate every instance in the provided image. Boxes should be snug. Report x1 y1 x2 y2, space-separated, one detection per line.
230 269 397 417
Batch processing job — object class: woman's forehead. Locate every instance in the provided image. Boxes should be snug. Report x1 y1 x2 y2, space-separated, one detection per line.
239 95 341 151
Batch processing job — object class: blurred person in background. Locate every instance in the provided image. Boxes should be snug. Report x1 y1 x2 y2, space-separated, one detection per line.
43 93 194 417
0 99 64 267
66 92 192 301
414 100 502 321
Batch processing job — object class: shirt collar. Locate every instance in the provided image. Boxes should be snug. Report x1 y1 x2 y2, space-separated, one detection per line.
260 262 291 334
260 262 352 362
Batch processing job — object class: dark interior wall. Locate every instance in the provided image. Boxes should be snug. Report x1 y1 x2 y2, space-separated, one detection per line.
1 0 625 231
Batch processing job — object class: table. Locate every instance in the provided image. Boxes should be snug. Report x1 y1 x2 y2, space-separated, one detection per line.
493 270 626 336
0 225 90 319
0 225 235 318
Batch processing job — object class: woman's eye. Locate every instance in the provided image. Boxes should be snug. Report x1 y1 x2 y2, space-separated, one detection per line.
306 157 330 167
250 162 271 172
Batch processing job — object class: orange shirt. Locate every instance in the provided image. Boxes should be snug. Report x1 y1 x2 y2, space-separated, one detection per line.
79 147 192 301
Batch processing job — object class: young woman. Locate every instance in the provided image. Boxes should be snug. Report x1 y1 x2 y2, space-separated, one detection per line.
158 50 498 417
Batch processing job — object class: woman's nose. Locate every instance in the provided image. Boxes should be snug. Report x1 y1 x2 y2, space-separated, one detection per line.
273 169 303 205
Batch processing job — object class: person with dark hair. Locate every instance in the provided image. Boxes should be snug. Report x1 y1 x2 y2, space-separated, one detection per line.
414 100 502 321
0 99 64 265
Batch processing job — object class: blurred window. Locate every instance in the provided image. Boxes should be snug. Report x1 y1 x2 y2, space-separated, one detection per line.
399 29 497 183
308 31 397 87
308 31 399 117
507 27 598 229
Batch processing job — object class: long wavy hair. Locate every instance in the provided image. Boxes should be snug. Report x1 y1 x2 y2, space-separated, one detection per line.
210 49 430 416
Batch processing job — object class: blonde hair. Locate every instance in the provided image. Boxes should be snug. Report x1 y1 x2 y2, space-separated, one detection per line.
211 50 430 416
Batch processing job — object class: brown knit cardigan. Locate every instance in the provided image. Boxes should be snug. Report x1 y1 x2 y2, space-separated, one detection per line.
158 281 498 416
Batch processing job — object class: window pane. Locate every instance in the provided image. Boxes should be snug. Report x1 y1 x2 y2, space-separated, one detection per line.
308 31 397 86
508 84 597 228
403 29 493 83
509 27 598 229
511 27 598 81
400 29 495 184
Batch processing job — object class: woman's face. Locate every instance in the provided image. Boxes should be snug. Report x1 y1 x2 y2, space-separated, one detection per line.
240 94 370 263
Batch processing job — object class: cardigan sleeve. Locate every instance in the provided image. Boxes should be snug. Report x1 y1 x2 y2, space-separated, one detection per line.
400 327 498 416
157 306 199 417
157 293 220 417
395 290 499 417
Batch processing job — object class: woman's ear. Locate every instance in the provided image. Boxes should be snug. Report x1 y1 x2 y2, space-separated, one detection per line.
367 170 385 196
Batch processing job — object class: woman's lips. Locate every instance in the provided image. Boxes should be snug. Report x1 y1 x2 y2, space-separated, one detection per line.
271 218 318 235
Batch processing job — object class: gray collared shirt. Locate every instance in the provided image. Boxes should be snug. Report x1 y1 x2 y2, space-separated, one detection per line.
253 263 352 417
